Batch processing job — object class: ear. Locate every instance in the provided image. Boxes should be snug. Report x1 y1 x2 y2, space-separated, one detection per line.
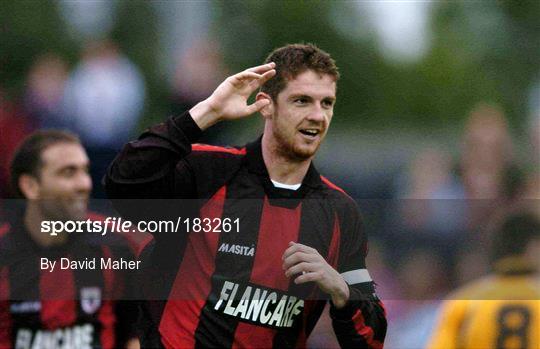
19 174 40 200
256 92 274 119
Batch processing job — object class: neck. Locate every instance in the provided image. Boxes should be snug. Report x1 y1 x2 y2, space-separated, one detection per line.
261 133 311 185
24 204 67 247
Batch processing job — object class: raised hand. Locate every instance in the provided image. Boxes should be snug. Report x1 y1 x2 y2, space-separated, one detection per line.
189 62 276 130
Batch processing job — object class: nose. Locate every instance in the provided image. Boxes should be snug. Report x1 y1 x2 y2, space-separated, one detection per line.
307 103 326 123
75 171 93 193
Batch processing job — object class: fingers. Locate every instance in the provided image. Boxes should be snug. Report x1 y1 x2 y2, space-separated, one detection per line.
285 261 317 278
245 98 270 115
248 69 276 89
228 71 264 88
229 69 276 91
246 62 276 74
282 242 318 261
282 251 318 270
281 242 328 285
231 64 275 83
292 271 321 285
282 243 321 279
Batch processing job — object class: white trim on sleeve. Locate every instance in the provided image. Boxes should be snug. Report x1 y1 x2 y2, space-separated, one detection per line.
341 269 372 285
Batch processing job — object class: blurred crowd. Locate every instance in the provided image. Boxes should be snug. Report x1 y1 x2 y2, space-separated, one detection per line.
1 37 539 348
1 39 145 199
371 104 540 348
0 37 228 200
308 102 539 348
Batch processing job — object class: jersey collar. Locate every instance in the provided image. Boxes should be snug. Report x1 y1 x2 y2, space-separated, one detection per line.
244 136 324 190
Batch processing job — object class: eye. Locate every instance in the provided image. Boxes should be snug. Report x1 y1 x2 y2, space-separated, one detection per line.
294 97 309 105
61 168 76 177
322 99 335 108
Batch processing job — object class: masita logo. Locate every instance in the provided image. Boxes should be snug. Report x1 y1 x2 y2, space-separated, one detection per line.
218 243 255 257
10 301 41 313
214 281 304 328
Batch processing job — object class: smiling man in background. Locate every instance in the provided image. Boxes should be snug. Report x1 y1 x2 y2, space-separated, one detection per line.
0 130 139 349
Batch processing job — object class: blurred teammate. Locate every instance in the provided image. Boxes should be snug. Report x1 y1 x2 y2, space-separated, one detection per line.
0 130 139 348
426 212 540 349
105 43 387 348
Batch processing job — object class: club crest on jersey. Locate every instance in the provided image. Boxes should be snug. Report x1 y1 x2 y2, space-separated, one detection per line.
218 243 255 257
80 287 101 314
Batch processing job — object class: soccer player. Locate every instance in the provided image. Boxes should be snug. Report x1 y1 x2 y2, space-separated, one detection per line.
426 212 540 349
105 43 387 348
0 130 139 348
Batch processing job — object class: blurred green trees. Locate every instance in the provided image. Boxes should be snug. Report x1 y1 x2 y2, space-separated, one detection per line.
212 1 539 131
1 1 538 132
0 1 77 94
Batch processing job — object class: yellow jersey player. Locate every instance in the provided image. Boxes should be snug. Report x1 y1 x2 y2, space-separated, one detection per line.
427 212 540 349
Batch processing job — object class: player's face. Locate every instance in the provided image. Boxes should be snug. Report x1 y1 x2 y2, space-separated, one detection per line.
35 143 92 221
270 70 336 160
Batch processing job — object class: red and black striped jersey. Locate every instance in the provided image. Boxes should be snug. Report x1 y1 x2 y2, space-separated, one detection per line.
105 112 387 348
0 210 138 349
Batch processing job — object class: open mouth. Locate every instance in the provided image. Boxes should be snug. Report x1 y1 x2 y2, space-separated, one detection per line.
299 129 320 138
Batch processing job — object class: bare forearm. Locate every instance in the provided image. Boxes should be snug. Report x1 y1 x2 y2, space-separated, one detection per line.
189 100 220 131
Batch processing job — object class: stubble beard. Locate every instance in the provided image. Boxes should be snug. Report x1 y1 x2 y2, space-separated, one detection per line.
38 197 87 222
273 127 322 162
